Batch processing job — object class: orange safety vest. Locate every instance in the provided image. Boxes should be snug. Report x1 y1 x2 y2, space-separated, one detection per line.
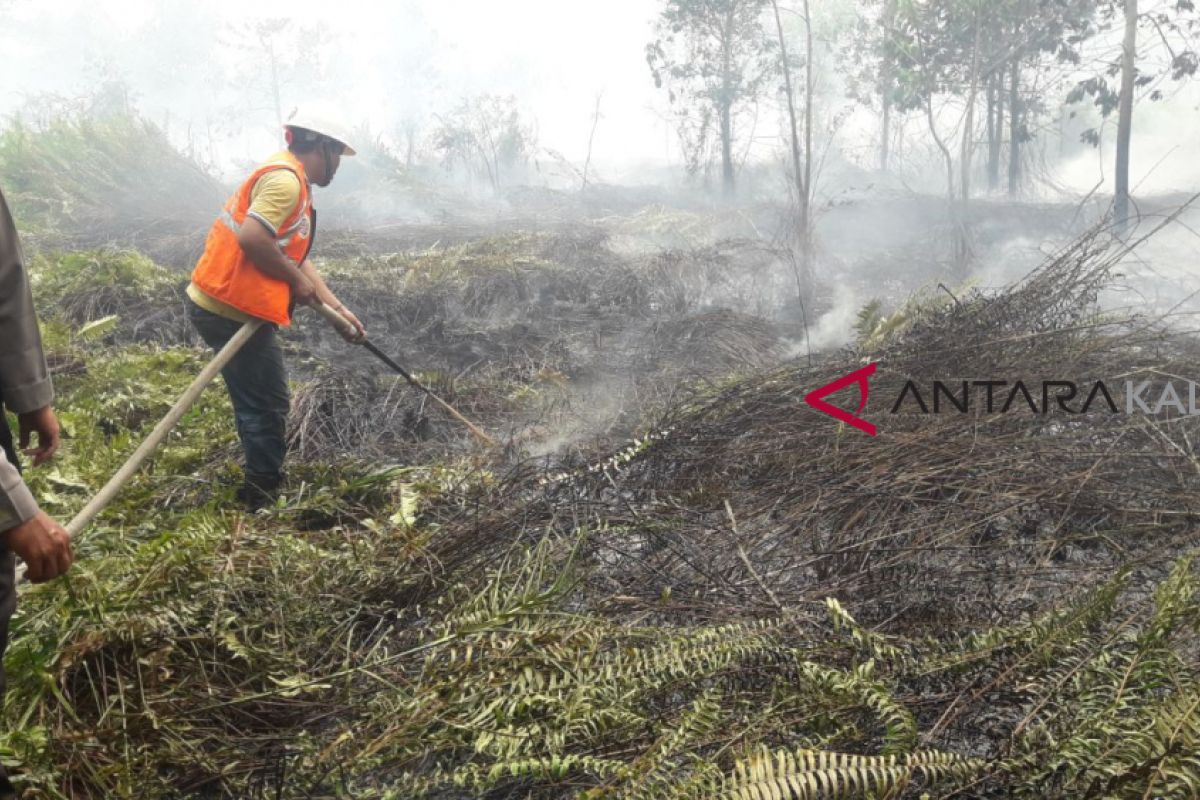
191 151 315 326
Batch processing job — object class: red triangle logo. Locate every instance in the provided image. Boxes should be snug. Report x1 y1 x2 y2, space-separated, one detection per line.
804 363 878 436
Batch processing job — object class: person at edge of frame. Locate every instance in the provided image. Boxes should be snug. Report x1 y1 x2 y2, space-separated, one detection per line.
0 184 75 800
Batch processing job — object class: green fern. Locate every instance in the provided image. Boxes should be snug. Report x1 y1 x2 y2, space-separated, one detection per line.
718 746 987 799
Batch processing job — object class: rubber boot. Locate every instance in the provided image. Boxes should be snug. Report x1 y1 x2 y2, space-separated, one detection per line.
237 472 283 511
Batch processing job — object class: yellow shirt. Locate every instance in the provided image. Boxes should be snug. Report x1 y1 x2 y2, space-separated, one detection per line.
188 164 304 322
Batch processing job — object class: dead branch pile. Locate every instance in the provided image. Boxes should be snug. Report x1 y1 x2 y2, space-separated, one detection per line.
411 227 1200 635
636 310 782 376
279 231 793 459
15 225 1200 800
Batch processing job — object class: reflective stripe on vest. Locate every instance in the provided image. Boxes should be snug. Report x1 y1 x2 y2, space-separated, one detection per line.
218 208 240 234
190 152 314 325
219 207 307 262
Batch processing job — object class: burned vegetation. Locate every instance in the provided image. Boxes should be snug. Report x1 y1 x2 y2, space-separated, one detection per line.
1 109 1199 800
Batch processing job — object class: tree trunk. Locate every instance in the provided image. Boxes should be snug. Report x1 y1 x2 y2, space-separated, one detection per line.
719 101 735 197
956 6 982 268
995 74 1004 185
803 0 813 222
925 97 956 238
769 0 814 301
581 93 603 191
477 114 501 193
1115 0 1137 233
1008 58 1020 196
720 10 736 199
770 1 808 238
881 81 892 173
880 0 898 172
986 74 1001 191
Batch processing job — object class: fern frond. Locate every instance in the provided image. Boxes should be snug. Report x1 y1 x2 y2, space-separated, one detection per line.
720 746 987 799
824 597 908 665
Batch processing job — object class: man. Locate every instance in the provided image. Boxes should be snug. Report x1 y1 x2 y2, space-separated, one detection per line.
0 185 75 799
187 108 366 510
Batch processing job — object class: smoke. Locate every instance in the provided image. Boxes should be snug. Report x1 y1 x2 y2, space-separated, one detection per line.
805 282 862 354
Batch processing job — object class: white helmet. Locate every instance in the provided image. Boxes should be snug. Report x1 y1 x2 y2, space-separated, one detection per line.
284 105 357 156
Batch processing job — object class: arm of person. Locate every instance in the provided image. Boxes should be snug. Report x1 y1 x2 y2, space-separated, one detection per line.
236 221 317 305
0 448 71 583
0 188 70 580
0 188 60 464
299 260 367 340
234 169 317 306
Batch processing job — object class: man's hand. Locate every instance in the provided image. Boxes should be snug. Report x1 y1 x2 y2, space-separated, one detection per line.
4 511 72 583
291 273 319 307
334 305 367 342
18 405 60 465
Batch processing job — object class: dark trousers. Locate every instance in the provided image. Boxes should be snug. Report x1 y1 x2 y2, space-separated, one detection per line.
0 409 19 793
187 299 290 482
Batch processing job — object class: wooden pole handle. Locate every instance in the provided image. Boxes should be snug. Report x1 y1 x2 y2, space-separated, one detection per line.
312 302 361 341
314 304 497 448
65 320 263 538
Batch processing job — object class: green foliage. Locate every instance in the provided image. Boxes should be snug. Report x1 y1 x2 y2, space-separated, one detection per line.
887 0 1095 115
1066 1 1199 144
20 344 234 525
75 315 120 341
6 342 1200 798
29 248 177 325
646 0 776 181
431 94 536 191
0 107 222 235
853 285 959 352
1003 557 1200 798
717 746 986 799
404 233 561 287
825 597 907 666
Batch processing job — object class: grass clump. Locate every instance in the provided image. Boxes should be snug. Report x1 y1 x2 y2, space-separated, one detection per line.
0 108 222 238
29 248 186 344
31 249 177 322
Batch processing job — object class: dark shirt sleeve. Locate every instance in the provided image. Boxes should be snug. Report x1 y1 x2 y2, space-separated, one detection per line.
0 186 49 532
0 186 53 414
0 445 37 532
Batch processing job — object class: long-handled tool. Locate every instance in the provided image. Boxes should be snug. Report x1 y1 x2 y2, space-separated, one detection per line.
312 303 497 448
39 303 489 557
65 320 264 537
13 319 262 581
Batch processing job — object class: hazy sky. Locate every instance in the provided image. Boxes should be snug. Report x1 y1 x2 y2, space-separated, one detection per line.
0 0 677 174
0 0 1197 194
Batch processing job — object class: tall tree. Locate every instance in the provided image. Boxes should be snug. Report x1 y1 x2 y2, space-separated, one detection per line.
1114 0 1138 229
220 19 330 139
879 0 899 171
770 0 815 302
890 0 990 266
1068 0 1198 233
986 0 1095 196
646 0 777 196
432 95 535 193
885 0 1099 265
855 0 1091 193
